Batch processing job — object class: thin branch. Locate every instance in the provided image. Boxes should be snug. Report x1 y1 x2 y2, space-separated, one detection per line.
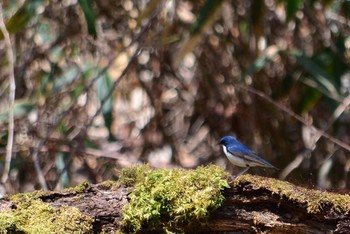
52 49 141 190
86 0 164 124
0 146 125 160
243 86 350 152
278 152 305 180
240 85 350 179
27 18 139 190
0 4 16 183
52 2 163 189
279 94 350 179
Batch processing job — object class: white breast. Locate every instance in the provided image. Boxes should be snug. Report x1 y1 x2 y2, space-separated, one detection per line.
222 146 247 167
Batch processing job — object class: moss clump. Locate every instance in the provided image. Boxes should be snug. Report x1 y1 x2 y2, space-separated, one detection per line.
0 193 94 234
234 174 350 214
118 164 151 188
64 180 90 193
121 164 229 233
98 180 120 190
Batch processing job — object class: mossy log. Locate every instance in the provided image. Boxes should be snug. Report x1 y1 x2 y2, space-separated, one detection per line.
0 165 349 233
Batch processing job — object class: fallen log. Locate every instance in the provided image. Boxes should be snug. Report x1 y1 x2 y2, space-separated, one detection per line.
0 165 348 233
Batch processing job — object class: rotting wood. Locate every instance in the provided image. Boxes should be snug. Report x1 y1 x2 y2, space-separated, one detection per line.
0 175 349 233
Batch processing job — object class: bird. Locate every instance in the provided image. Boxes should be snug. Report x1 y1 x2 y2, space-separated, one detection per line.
219 135 277 176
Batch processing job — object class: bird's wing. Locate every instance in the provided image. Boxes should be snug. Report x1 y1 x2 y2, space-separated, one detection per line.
226 143 254 157
226 146 258 160
227 145 276 168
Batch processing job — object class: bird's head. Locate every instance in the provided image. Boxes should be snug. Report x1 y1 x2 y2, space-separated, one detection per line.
218 136 238 146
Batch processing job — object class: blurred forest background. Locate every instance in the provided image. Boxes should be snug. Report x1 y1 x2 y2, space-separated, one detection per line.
0 0 350 195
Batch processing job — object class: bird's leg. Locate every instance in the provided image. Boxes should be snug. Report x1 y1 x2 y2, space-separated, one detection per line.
236 167 250 177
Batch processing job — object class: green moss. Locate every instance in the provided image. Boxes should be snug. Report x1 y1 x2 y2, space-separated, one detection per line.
118 164 151 188
121 164 229 233
0 192 94 233
64 180 90 193
234 174 350 214
99 180 121 190
10 189 52 202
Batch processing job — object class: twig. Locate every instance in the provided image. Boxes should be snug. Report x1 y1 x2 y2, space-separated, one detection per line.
0 146 125 160
279 95 350 179
243 86 350 152
52 49 141 190
0 4 16 183
86 0 164 124
239 85 350 179
28 13 140 190
31 142 49 190
52 2 163 189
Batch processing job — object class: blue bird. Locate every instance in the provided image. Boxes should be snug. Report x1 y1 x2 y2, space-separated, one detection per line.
219 136 277 176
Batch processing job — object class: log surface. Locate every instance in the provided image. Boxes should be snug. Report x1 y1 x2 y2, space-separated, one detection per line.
0 178 349 233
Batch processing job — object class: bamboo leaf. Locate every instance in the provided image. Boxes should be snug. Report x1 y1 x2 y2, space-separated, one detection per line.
0 101 34 122
78 0 97 38
0 0 43 40
96 71 114 139
292 50 340 100
286 0 304 22
174 0 225 67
